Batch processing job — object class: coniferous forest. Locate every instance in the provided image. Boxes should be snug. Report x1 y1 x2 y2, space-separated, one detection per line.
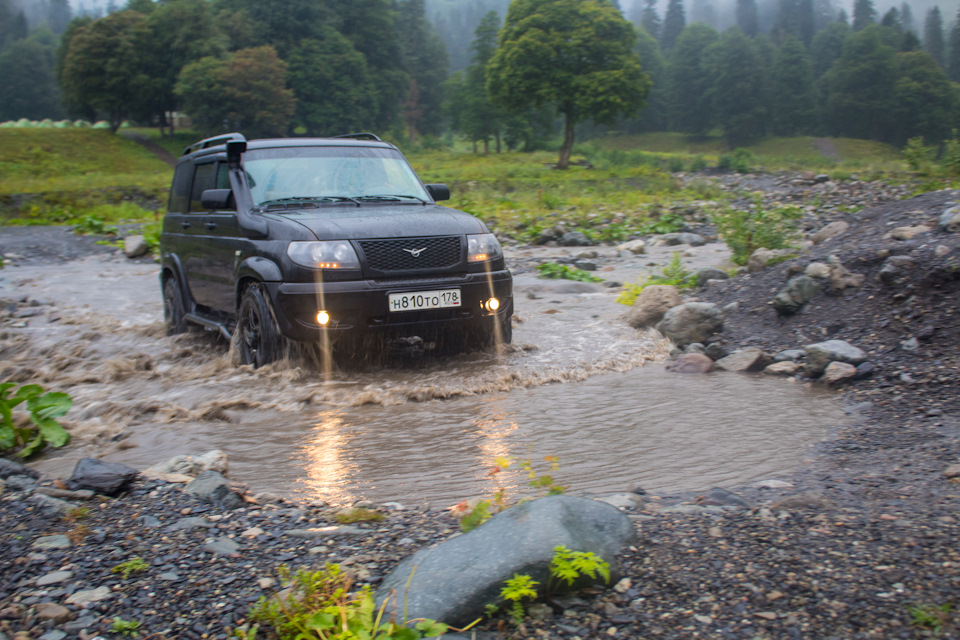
1 0 960 154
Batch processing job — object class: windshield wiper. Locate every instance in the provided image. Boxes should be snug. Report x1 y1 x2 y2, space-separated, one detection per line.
256 196 360 210
354 194 427 204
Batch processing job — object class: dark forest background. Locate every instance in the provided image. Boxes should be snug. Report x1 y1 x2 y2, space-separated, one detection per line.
2 0 960 152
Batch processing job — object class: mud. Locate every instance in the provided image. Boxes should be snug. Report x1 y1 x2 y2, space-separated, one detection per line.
0 229 846 505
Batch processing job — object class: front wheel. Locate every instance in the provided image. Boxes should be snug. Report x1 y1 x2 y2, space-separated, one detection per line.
162 277 188 335
236 284 281 367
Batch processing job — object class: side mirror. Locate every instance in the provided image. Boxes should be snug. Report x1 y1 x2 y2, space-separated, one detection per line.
201 189 235 211
425 183 450 202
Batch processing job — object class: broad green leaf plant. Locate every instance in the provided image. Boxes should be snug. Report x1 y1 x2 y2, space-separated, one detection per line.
0 382 73 458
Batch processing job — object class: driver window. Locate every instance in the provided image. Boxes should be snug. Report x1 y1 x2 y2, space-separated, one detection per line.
189 163 217 213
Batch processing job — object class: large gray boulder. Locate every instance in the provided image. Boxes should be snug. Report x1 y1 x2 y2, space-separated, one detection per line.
624 285 681 329
804 340 867 377
655 302 723 347
183 471 244 509
374 496 635 627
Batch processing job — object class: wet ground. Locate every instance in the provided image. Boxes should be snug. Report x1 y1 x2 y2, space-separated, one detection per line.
0 230 846 505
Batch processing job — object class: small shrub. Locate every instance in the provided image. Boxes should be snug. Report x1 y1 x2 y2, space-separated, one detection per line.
637 210 686 235
458 500 492 533
72 215 118 236
536 262 603 283
616 252 694 306
667 156 685 172
548 546 611 589
710 197 803 265
110 617 141 637
500 574 539 625
717 148 757 173
0 383 72 458
907 602 952 635
112 557 149 579
689 155 708 172
334 507 385 524
902 137 936 173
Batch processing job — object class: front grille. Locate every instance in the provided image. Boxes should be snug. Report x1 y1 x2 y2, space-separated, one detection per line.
357 236 462 272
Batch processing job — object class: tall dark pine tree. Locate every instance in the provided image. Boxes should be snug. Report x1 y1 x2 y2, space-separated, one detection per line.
47 0 71 34
772 35 817 134
667 23 718 133
813 0 834 31
948 6 960 81
707 29 766 146
852 0 876 30
923 6 944 66
661 0 686 50
798 0 815 45
736 0 758 35
397 0 449 139
641 0 662 39
690 0 716 27
900 2 914 32
881 7 902 30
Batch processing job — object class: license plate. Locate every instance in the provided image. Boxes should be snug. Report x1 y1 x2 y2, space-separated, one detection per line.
388 289 461 312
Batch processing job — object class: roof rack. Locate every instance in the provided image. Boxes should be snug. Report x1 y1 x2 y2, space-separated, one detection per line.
331 132 382 142
182 132 247 156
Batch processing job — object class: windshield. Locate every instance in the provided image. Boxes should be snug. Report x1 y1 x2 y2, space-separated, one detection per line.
243 146 431 207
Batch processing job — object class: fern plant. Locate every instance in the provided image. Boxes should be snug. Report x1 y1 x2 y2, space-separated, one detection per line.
548 546 611 589
500 574 540 625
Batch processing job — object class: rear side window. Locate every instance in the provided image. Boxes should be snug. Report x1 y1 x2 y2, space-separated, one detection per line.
168 164 192 213
189 163 217 212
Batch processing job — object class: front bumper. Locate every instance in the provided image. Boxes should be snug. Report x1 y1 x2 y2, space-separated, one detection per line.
264 269 513 343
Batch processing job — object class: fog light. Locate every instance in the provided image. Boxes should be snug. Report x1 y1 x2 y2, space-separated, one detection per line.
316 310 330 325
484 297 500 312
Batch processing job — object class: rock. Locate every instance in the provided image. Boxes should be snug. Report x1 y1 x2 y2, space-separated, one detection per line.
695 267 729 287
877 255 916 284
535 228 560 245
886 225 930 240
684 342 705 354
943 464 960 479
242 527 265 538
665 353 715 374
0 458 39 479
284 526 368 539
748 248 794 273
855 362 876 379
696 488 751 508
703 342 729 360
938 205 960 232
773 349 804 362
656 302 724 347
754 479 794 489
654 232 705 247
29 494 76 517
597 493 644 509
827 255 864 292
144 450 228 478
573 259 597 271
34 487 95 501
375 495 635 627
935 244 951 257
166 517 213 532
771 491 836 511
252 492 284 505
183 471 244 509
36 571 73 586
772 276 820 316
804 340 867 376
809 221 849 244
804 262 830 278
764 361 800 376
821 361 857 385
32 603 73 624
31 535 71 550
901 337 920 352
203 537 241 556
616 239 646 255
714 347 769 372
68 458 139 496
560 231 592 246
38 631 68 640
65 586 112 607
624 285 681 329
123 235 149 258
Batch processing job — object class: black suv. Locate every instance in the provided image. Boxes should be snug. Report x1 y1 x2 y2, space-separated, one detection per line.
159 133 513 366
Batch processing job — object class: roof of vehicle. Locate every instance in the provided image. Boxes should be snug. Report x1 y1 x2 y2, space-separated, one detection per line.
179 132 397 162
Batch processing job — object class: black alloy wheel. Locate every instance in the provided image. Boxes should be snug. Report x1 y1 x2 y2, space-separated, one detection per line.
162 277 188 335
236 284 281 367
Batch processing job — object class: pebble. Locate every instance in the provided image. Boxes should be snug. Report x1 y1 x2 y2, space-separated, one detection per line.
65 586 111 607
35 571 73 586
31 535 71 550
284 526 368 539
203 537 241 556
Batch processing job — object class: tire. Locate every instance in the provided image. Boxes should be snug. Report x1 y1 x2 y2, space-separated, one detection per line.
162 277 188 335
236 284 281 367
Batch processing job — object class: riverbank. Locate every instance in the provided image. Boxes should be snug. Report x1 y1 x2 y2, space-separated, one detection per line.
1 176 959 639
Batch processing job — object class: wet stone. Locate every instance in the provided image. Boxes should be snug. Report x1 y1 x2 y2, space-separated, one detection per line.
31 535 71 550
35 571 73 587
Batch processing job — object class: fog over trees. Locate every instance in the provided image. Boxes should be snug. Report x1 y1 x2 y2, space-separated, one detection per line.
1 0 960 156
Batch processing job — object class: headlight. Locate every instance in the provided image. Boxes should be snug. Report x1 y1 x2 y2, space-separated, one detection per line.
287 241 361 269
467 233 503 263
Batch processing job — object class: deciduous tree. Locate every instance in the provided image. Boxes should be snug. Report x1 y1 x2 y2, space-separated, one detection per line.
486 0 649 169
892 50 954 144
667 23 718 135
0 29 62 120
825 25 896 140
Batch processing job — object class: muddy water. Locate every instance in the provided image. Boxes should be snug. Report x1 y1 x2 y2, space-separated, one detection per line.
1 248 846 507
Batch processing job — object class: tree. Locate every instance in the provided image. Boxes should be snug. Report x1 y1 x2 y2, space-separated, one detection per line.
60 10 149 132
736 0 758 36
892 50 954 144
214 0 329 57
667 23 718 134
706 29 766 146
47 0 72 34
900 2 915 32
0 29 62 120
486 0 650 169
881 7 902 31
397 0 449 140
852 0 876 30
286 29 376 136
825 25 897 140
176 46 295 138
922 6 944 66
641 0 661 40
948 6 960 81
629 25 669 131
811 21 850 77
661 0 686 50
772 35 818 135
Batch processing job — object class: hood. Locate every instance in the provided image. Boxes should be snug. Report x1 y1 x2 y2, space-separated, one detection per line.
272 204 489 240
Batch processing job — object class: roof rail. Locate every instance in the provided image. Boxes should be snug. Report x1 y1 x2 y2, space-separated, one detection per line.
182 132 247 156
331 132 382 142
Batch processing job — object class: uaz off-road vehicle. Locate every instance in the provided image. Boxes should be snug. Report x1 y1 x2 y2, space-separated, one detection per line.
159 133 513 366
